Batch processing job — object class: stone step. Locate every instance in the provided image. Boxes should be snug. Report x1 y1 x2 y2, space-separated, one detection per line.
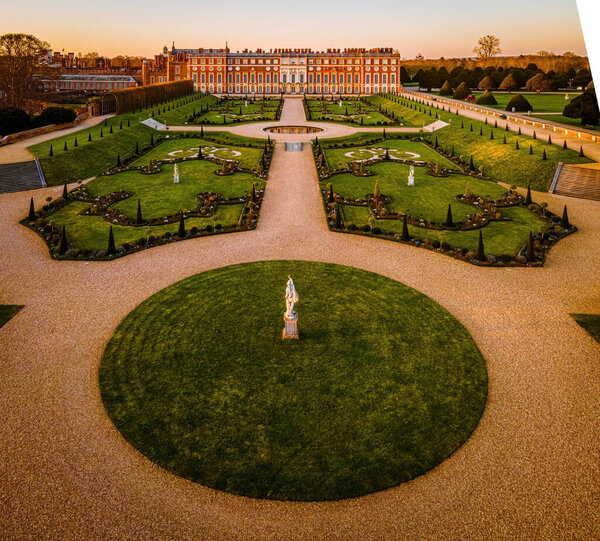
0 161 44 194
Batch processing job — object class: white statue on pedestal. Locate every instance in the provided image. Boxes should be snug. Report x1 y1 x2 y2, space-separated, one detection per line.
285 276 299 317
173 163 180 184
283 276 299 339
407 165 415 186
245 99 248 107
339 99 343 108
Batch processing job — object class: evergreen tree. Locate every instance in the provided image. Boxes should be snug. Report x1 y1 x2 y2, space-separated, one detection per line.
252 183 257 203
88 132 92 142
383 128 386 139
503 134 507 144
434 136 438 148
516 140 520 150
401 213 410 241
200 126 204 137
28 197 35 221
136 199 143 224
525 231 536 261
490 130 494 140
548 134 552 144
563 140 567 150
150 134 154 146
561 205 570 228
63 141 67 151
58 225 68 256
49 144 53 156
328 183 334 203
542 149 547 160
470 124 473 132
100 129 103 138
74 137 78 147
119 120 123 130
579 146 584 157
135 141 139 154
116 154 121 167
109 125 113 134
477 230 485 262
107 226 116 255
62 181 68 200
128 119 131 127
533 131 537 140
518 127 522 135
529 145 533 155
334 203 342 229
178 215 186 237
444 204 454 227
525 184 532 205
469 155 474 170
198 146 202 159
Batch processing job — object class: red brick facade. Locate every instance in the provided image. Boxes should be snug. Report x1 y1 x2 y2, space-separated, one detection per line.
142 45 402 95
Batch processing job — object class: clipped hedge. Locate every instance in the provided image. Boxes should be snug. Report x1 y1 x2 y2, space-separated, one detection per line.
453 82 470 100
505 94 533 112
476 90 498 106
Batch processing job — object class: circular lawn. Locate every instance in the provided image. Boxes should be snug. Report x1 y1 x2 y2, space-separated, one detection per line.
99 260 487 501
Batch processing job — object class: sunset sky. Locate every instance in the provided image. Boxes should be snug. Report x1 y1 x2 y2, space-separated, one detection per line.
0 0 589 59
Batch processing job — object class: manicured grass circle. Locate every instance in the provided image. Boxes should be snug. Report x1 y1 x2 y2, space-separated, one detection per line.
100 261 487 501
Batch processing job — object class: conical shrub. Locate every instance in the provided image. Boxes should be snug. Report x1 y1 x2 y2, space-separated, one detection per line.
58 225 68 256
62 181 68 200
107 226 116 255
579 146 584 157
525 185 532 205
88 132 92 142
542 149 547 160
563 140 567 150
445 204 454 227
178 215 186 237
63 141 68 151
529 145 533 155
49 144 53 156
561 205 570 228
477 230 485 262
525 231 536 261
548 134 552 144
74 137 78 147
116 154 121 167
136 199 143 224
28 197 35 221
401 214 410 241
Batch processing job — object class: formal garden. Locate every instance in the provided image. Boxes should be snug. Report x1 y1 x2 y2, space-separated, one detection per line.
99 260 488 501
303 97 398 126
22 133 273 259
189 96 283 125
314 131 576 265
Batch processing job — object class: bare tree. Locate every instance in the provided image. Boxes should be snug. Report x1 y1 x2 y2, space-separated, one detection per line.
415 53 425 61
473 35 501 60
0 33 51 109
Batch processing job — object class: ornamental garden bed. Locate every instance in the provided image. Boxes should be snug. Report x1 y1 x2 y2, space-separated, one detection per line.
316 137 576 266
21 136 273 261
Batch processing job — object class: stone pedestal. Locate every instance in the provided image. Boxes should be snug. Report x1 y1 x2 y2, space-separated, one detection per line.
283 312 299 339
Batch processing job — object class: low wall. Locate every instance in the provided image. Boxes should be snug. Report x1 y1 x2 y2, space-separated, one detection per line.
0 112 90 147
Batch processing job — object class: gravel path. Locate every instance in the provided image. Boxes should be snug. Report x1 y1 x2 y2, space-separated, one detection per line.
0 98 599 540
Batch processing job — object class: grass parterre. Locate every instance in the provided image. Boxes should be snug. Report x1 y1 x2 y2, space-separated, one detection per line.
303 97 398 126
314 133 576 266
22 134 273 260
190 96 283 125
99 260 488 501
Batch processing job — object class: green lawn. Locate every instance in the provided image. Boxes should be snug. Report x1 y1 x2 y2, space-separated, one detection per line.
571 314 600 344
305 98 394 126
373 94 591 190
130 138 263 170
28 136 267 256
0 305 23 329
430 91 582 113
324 139 455 170
99 260 488 501
196 98 281 125
28 93 216 186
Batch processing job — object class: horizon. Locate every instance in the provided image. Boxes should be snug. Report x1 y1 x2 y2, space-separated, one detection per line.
0 0 588 59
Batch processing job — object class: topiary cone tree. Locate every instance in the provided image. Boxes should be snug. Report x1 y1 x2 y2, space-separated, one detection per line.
28 197 35 221
334 203 342 229
62 181 68 200
251 183 257 203
477 230 485 262
58 225 68 256
542 149 547 160
548 134 552 145
328 183 334 203
445 204 454 227
178 215 186 238
525 184 532 205
401 213 410 241
116 154 121 167
563 140 567 150
88 132 92 142
579 146 584 157
529 145 533 155
107 226 116 255
49 144 53 157
136 199 143 224
469 155 475 171
74 137 78 148
525 231 536 262
561 205 570 228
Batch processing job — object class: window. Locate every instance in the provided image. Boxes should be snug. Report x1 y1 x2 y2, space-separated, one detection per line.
209 74 214 83
324 74 329 84
209 59 214 64
266 74 270 83
217 74 222 83
291 73 295 84
282 73 287 84
235 59 240 65
258 74 263 83
201 74 205 83
273 74 278 83
316 74 321 84
391 74 396 84
243 73 248 83
331 74 336 84
382 74 387 84
228 73 232 83
365 74 370 84
299 73 304 84
309 74 313 83
235 73 240 83
354 74 359 84
251 73 255 83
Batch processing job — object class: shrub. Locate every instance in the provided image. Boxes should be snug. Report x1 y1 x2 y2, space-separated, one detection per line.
477 76 495 91
526 73 552 92
107 226 116 255
476 90 498 105
499 73 520 91
0 107 31 135
453 82 470 100
563 88 599 125
477 231 485 262
505 94 532 112
34 107 76 127
439 80 453 96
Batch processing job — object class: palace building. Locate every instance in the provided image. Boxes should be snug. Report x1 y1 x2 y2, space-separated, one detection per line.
142 44 402 95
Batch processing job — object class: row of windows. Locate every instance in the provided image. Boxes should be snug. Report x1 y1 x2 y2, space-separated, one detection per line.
195 84 397 94
306 73 395 84
188 57 398 66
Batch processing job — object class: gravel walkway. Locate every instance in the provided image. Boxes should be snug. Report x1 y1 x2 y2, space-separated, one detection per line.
0 98 599 540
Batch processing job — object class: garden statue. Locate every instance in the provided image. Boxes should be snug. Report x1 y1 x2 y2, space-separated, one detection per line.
283 275 299 339
408 165 415 186
173 163 180 184
339 99 343 108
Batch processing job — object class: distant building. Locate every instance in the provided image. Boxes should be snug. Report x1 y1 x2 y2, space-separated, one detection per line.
41 74 138 93
142 44 402 95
